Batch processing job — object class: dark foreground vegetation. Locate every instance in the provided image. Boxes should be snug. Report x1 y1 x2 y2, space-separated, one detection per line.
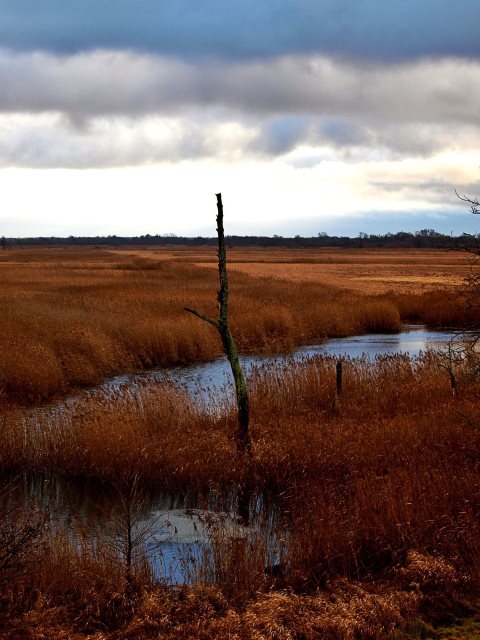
2 353 480 637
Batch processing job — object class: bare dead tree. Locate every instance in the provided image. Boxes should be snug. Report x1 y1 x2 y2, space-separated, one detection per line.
185 193 251 454
447 188 480 378
104 473 161 598
455 189 480 216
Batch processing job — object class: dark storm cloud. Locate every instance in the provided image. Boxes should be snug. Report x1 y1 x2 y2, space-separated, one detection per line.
0 0 479 61
1 51 479 128
253 117 372 156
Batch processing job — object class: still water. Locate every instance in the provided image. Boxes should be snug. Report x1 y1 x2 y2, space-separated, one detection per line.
108 324 461 397
15 325 462 583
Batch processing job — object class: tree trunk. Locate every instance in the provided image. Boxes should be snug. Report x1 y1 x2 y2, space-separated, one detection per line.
185 193 251 454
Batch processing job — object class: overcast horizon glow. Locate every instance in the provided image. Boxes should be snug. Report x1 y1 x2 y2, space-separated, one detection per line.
1 1 479 237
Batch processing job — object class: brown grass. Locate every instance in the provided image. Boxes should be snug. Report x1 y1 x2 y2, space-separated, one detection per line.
1 246 452 406
117 246 470 294
1 245 479 636
0 246 475 406
0 354 479 636
0 534 419 640
2 353 480 581
0 520 466 638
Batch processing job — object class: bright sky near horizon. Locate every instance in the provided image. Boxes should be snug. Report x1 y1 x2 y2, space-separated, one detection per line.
1 1 480 237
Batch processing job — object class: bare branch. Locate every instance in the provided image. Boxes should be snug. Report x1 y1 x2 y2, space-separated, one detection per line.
455 188 480 214
184 306 219 329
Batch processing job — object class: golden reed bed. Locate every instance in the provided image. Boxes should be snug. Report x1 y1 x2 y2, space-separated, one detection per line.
117 246 470 293
1 245 480 637
2 354 480 637
0 246 473 405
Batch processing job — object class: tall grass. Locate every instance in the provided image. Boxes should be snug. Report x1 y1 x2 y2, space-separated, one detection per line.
1 527 424 639
2 353 480 578
0 247 466 405
390 289 479 327
1 351 479 635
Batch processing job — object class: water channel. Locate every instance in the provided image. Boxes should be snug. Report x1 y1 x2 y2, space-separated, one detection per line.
11 325 464 583
109 324 460 398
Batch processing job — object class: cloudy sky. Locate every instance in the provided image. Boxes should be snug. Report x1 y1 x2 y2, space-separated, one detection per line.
1 0 480 237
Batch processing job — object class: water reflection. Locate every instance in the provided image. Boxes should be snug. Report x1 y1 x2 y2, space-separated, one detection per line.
10 325 461 583
154 324 461 396
6 475 280 585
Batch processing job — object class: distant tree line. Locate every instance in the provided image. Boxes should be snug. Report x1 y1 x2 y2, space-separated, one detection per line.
0 229 471 250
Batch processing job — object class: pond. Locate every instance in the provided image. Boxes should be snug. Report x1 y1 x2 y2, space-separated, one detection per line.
10 324 463 583
13 475 278 585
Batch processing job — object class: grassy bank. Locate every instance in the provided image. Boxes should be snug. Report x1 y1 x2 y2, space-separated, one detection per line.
1 246 479 636
0 247 475 406
1 352 480 636
2 353 480 576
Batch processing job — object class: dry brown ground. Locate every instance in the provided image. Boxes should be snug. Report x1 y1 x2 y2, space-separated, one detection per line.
114 246 470 294
1 247 479 636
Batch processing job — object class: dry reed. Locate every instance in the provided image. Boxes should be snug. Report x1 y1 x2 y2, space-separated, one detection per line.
1 540 463 639
1 246 479 636
1 353 480 584
0 353 478 636
0 247 468 405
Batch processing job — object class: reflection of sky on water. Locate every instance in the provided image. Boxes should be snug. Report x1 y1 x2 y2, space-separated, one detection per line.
159 325 459 396
18 476 255 585
144 510 225 584
23 325 458 583
301 326 460 360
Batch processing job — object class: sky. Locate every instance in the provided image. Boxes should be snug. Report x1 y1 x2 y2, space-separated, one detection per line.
1 0 480 237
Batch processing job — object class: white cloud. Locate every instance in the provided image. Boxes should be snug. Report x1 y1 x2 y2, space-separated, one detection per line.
0 112 258 168
0 49 479 170
0 50 479 125
0 49 479 235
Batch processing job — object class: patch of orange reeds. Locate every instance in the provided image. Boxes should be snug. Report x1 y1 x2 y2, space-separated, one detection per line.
1 353 480 584
0 247 427 405
0 535 466 639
